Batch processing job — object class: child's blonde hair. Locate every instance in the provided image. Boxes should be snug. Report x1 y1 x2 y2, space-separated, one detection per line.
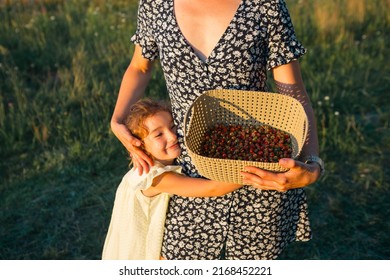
125 98 172 161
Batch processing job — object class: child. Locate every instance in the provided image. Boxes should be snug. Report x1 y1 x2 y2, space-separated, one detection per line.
102 99 242 260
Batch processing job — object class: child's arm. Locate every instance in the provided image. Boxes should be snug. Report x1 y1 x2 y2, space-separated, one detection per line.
142 172 242 197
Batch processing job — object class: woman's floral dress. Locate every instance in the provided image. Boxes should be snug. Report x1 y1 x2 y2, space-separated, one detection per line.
131 0 312 259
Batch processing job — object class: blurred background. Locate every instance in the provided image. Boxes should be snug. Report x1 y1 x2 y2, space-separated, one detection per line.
0 0 389 259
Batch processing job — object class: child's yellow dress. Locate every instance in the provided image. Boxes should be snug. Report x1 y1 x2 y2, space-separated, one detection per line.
102 161 182 259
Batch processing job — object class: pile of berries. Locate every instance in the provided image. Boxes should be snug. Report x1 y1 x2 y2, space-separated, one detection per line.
199 123 292 162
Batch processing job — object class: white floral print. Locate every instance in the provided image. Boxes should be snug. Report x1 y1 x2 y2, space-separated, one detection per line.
131 0 311 259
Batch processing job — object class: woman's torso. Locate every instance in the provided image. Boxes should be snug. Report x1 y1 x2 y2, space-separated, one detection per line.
145 0 273 176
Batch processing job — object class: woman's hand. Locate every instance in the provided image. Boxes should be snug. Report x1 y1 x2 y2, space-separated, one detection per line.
241 158 321 192
110 119 154 175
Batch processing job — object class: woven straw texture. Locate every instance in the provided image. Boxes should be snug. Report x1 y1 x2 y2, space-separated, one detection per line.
184 89 308 184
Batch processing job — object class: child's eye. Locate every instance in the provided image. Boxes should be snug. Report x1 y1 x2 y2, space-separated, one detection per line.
154 133 162 138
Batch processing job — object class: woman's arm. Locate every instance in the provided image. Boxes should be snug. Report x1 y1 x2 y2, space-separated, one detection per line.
142 172 242 197
272 60 319 158
110 44 155 174
241 60 322 191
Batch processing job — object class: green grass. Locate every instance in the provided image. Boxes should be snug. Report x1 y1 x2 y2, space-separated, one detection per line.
0 0 389 259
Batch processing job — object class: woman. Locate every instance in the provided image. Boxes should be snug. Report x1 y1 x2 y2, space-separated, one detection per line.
110 0 324 259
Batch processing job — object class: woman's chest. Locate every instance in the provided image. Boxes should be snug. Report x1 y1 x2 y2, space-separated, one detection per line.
150 1 267 64
173 0 242 61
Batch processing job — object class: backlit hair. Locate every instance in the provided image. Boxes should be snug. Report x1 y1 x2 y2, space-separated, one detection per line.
125 98 172 141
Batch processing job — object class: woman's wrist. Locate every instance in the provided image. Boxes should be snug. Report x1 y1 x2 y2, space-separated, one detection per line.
307 162 322 183
304 156 324 176
301 155 325 182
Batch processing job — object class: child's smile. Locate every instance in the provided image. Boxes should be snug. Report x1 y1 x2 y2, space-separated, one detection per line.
143 111 181 165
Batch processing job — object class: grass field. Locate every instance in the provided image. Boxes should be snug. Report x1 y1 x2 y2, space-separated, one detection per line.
0 0 389 260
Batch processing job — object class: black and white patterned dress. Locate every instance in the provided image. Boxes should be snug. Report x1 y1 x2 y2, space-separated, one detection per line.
131 0 312 259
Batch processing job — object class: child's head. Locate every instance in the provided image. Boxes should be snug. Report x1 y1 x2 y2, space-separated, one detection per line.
125 99 181 165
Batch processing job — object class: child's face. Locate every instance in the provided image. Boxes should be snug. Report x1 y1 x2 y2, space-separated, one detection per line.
143 111 181 165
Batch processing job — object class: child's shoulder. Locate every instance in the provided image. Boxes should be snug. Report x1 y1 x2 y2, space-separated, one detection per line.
121 162 182 183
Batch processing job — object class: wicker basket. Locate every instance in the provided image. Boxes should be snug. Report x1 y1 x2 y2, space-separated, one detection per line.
184 89 308 184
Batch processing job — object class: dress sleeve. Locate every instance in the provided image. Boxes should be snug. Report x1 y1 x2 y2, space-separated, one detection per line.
139 163 182 192
265 0 306 70
130 0 159 60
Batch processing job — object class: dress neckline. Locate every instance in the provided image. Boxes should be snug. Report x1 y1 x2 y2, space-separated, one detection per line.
171 0 244 64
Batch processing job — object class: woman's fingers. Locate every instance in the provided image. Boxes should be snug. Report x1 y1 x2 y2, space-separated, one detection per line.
131 148 153 175
111 121 153 174
241 170 289 192
241 158 311 191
